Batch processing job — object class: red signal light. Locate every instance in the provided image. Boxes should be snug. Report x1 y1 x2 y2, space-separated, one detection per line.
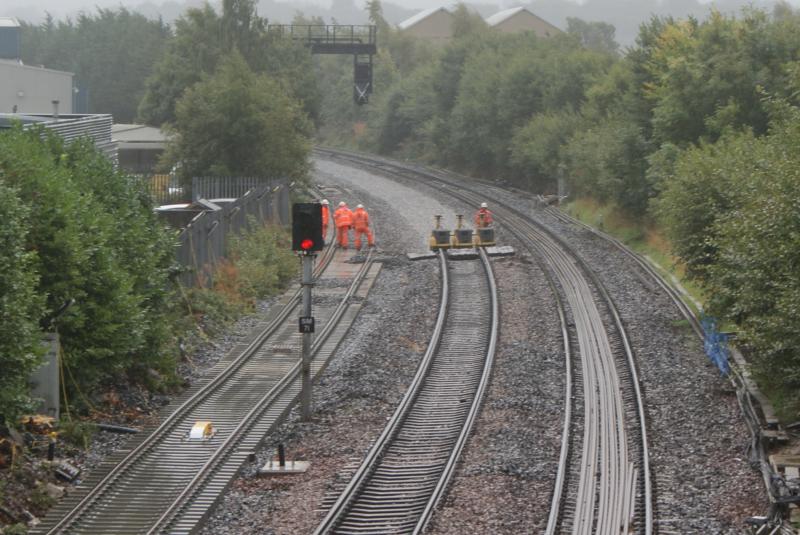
301 239 314 250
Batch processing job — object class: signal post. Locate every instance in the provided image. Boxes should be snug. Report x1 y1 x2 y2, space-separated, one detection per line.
292 202 324 421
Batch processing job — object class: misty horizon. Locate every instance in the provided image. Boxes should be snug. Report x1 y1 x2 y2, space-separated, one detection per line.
4 0 798 45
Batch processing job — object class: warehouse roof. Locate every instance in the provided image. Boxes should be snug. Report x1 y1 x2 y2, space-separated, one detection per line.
398 7 450 30
112 123 169 151
486 7 559 30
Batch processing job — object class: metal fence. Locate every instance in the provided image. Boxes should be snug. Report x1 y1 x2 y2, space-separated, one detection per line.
173 182 291 288
145 174 187 205
141 175 287 206
192 176 287 202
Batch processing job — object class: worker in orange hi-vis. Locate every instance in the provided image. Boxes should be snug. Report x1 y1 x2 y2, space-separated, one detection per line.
474 202 493 228
333 201 354 248
320 199 330 240
352 204 375 250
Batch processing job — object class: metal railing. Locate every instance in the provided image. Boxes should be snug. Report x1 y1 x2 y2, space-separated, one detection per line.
171 183 290 288
140 175 286 206
267 24 376 46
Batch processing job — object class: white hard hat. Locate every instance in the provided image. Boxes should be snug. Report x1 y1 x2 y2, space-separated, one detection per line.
356 204 364 209
481 202 488 208
339 201 346 207
321 199 329 205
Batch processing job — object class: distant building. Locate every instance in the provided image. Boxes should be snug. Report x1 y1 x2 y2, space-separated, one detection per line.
485 7 561 38
0 17 76 114
397 7 454 43
0 16 21 59
113 123 169 174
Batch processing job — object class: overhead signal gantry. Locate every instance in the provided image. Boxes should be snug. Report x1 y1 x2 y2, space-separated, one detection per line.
267 25 377 105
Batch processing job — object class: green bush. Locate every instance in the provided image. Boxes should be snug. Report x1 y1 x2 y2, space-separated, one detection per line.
0 181 44 424
228 221 297 301
171 223 296 347
657 102 800 407
0 127 176 397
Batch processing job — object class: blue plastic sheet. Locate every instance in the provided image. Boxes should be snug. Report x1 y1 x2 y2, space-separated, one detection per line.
701 315 730 376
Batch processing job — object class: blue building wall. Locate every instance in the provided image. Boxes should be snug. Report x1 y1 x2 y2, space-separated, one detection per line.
0 24 21 60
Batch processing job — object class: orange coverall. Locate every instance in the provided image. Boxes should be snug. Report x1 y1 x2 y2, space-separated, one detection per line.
321 204 330 240
352 207 375 249
474 208 493 228
333 205 353 248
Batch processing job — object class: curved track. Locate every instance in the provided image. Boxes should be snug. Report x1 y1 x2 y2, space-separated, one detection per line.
314 249 498 535
35 237 375 535
315 148 654 535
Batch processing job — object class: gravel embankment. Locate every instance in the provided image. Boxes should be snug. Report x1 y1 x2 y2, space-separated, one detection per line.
197 155 765 534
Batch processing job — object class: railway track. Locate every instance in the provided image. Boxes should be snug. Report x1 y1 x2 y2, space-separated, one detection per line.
314 249 498 535
315 148 654 534
34 239 375 535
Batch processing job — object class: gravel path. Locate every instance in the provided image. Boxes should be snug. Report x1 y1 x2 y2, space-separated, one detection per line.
201 155 766 535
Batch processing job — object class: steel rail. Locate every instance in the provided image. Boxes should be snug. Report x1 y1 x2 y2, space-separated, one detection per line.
37 234 341 535
314 147 653 534
541 203 703 339
148 249 375 534
313 250 450 535
314 248 497 535
414 247 499 534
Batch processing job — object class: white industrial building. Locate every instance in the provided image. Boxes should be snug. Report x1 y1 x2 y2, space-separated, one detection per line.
0 17 75 114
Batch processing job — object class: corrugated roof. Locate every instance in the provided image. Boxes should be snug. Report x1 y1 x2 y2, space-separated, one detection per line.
398 7 450 30
112 123 169 144
0 17 20 28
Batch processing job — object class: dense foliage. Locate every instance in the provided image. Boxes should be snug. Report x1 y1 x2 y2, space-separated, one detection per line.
0 182 44 421
656 103 800 391
219 221 297 303
0 127 175 418
166 51 311 181
138 0 315 182
21 9 170 122
138 0 320 127
314 2 800 410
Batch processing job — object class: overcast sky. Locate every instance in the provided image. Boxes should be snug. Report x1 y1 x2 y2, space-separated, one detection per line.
6 0 799 45
6 0 773 17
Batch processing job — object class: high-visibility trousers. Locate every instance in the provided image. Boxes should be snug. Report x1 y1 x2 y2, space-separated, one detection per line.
336 226 350 247
354 228 374 249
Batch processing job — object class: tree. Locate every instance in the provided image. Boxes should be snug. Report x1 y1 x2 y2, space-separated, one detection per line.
137 4 226 125
167 52 312 181
138 1 319 126
510 111 582 191
567 17 620 55
21 9 170 122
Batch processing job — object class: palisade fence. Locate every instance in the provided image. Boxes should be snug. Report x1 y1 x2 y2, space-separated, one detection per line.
166 178 291 288
143 175 291 206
